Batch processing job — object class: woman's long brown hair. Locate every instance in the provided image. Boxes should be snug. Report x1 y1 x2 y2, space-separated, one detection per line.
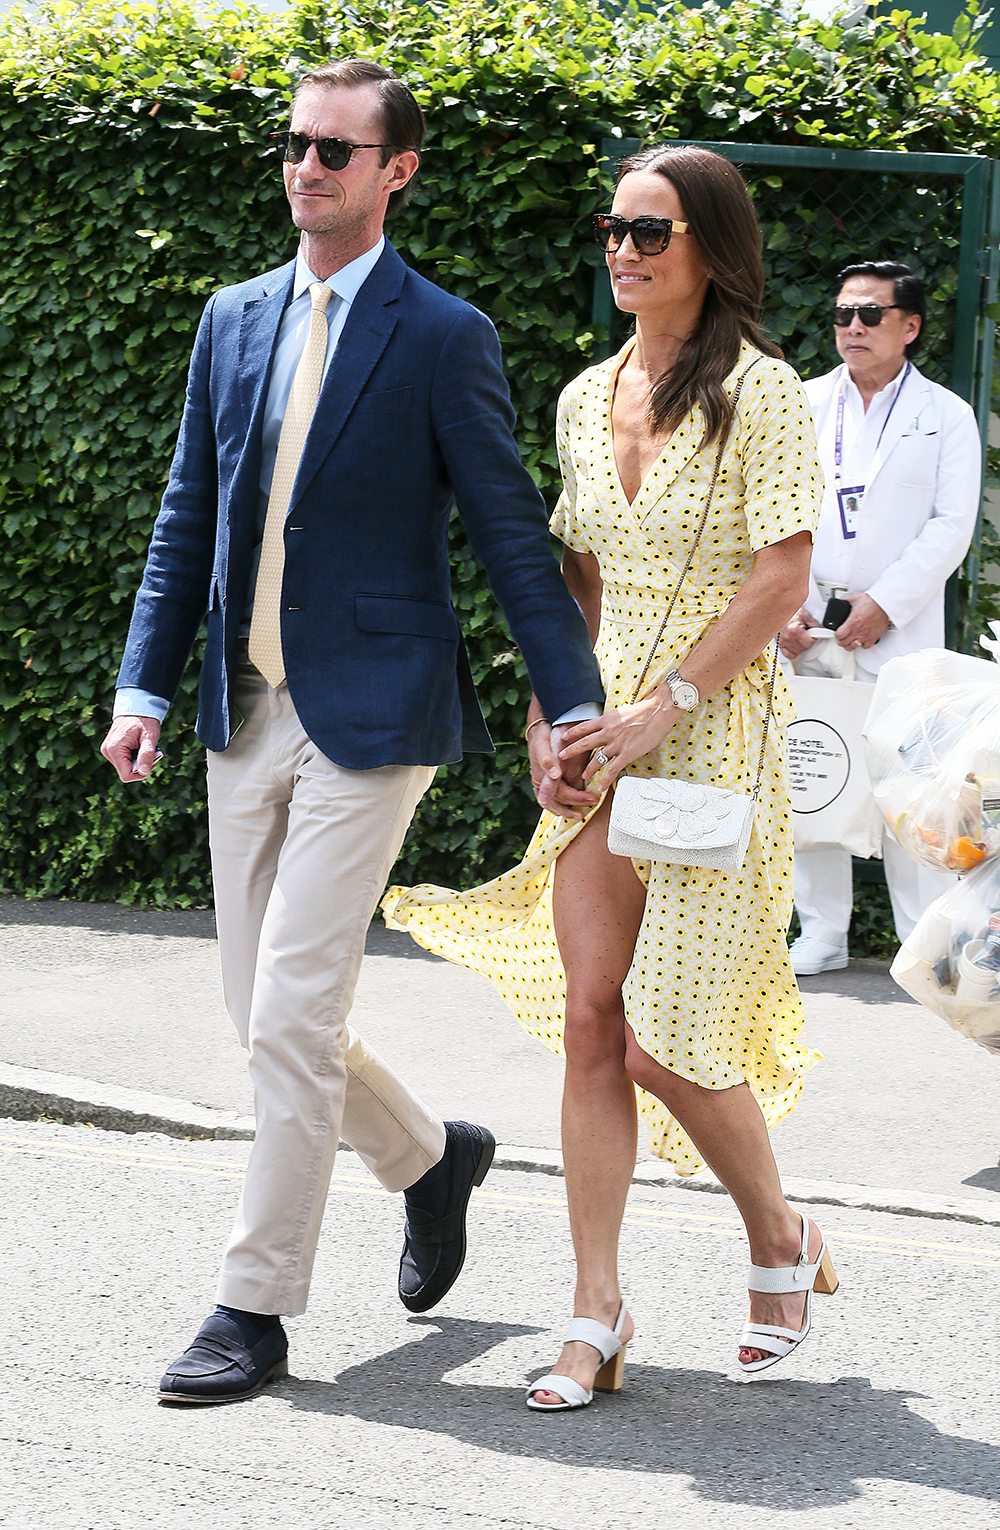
614 144 781 448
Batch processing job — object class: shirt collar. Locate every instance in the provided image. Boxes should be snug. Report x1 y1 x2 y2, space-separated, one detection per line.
840 359 908 410
292 234 386 304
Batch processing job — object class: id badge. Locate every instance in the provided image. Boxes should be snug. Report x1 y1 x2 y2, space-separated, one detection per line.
836 484 864 540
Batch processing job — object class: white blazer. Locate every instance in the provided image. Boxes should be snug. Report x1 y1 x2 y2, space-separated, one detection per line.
803 362 982 675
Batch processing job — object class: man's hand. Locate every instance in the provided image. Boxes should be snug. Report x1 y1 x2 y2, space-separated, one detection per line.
100 715 163 783
779 608 819 659
835 592 890 651
527 722 599 821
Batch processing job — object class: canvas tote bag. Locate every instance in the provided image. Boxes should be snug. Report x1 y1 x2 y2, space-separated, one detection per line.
787 632 883 858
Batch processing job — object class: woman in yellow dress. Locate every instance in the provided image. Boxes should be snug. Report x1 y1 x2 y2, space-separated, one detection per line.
384 145 838 1406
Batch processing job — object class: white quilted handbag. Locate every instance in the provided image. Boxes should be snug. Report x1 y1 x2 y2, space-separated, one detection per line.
606 360 776 874
608 776 757 871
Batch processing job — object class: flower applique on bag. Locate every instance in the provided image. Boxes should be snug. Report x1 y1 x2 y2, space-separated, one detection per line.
609 778 757 872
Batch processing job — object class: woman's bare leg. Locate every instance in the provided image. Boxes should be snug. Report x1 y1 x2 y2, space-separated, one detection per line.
624 1035 822 1363
528 795 645 1403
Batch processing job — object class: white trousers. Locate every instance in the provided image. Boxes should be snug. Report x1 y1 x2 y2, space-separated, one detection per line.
794 837 954 946
206 657 445 1316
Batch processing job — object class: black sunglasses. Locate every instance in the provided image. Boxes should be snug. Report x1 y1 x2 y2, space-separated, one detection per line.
832 303 904 327
271 131 394 172
592 213 690 256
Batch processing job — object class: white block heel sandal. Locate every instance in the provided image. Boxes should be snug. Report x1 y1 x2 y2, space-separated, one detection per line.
738 1213 839 1376
526 1304 629 1411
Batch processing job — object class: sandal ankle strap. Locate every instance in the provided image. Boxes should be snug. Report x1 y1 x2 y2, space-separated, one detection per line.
747 1257 820 1293
562 1302 627 1364
747 1214 818 1294
563 1317 621 1364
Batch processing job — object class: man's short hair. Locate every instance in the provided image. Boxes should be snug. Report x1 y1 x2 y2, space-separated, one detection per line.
835 260 926 358
294 59 424 218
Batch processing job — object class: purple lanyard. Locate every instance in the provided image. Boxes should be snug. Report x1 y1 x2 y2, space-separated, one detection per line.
833 361 911 489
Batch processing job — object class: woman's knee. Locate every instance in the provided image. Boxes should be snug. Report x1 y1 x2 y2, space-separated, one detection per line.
563 998 627 1069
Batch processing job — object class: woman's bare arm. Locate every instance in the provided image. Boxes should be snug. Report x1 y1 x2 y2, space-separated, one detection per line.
559 529 812 784
561 548 603 645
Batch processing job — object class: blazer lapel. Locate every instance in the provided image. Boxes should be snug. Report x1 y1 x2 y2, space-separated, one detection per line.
236 260 296 426
864 365 930 496
289 243 406 510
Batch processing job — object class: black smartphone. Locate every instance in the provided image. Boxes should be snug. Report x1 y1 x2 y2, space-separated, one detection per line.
822 596 852 631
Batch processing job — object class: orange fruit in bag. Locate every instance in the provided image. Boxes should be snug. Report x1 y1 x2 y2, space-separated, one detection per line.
948 836 987 871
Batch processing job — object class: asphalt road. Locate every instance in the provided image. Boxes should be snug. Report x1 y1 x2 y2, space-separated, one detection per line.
2 1119 999 1530
2 897 999 1204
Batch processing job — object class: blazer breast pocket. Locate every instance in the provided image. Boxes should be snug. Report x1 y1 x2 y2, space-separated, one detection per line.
354 385 413 415
892 432 940 489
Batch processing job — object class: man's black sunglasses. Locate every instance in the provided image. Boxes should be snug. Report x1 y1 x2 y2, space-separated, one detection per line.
832 303 903 327
271 132 394 172
592 213 690 255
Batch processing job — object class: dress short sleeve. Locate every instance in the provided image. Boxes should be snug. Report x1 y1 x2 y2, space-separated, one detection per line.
549 381 593 553
737 359 822 552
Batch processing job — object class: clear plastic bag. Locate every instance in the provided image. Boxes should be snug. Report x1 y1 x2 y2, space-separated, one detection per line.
864 648 1000 873
891 855 1000 1053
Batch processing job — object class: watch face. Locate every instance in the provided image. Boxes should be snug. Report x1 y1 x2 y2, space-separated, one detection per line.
672 681 699 711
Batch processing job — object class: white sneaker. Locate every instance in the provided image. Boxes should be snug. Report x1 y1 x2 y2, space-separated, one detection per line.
789 935 849 976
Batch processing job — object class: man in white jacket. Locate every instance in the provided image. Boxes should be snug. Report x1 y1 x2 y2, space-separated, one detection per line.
780 261 982 975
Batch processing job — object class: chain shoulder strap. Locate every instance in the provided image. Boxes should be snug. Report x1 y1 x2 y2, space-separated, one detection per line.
750 640 780 802
626 356 780 797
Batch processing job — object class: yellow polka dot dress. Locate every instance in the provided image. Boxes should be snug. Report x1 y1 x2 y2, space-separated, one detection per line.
384 339 823 1174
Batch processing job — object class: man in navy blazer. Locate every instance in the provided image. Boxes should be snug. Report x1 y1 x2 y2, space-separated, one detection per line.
101 59 603 1405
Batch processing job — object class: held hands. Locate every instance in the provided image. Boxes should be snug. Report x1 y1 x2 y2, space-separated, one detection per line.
100 715 163 783
528 722 599 821
778 608 818 660
834 592 890 651
558 695 678 790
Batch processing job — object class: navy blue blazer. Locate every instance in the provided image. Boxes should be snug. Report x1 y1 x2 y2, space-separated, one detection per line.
117 241 603 768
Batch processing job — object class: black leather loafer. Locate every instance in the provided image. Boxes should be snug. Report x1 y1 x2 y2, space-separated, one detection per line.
399 1121 496 1313
158 1310 288 1405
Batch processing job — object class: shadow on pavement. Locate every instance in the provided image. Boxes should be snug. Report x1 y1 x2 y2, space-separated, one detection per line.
280 1316 1000 1510
0 895 436 960
0 895 216 940
963 1162 1000 1193
796 959 905 1007
364 921 443 961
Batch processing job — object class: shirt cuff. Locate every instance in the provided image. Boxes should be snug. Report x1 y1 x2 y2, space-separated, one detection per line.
551 702 603 727
114 688 171 722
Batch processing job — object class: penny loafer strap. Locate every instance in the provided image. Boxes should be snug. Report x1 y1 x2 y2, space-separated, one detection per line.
403 1209 463 1245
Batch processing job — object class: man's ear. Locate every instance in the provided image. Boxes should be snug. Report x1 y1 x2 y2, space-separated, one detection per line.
387 150 419 192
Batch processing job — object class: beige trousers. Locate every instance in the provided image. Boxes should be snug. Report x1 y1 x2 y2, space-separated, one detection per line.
207 657 445 1316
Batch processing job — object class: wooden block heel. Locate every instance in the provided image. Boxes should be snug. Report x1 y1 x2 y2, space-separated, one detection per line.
814 1245 839 1295
593 1342 627 1394
526 1304 630 1411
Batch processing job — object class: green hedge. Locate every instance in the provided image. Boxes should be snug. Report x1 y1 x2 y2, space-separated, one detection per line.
0 0 998 946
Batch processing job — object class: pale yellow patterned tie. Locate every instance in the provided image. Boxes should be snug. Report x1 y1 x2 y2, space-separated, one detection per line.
248 281 333 688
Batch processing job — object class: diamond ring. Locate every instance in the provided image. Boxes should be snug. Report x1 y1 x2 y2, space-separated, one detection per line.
595 748 610 767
